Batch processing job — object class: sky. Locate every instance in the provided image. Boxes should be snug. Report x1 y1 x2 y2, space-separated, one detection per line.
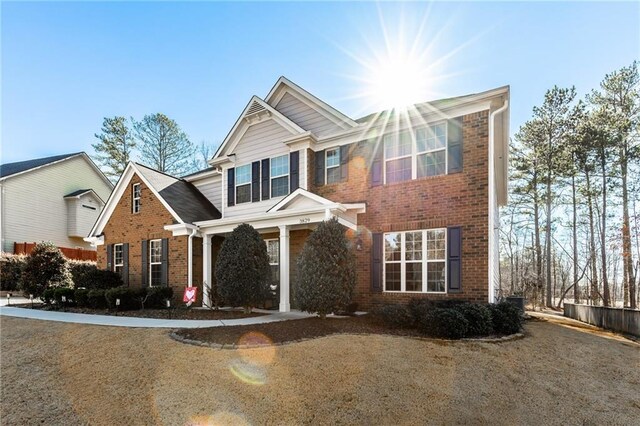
1 1 638 165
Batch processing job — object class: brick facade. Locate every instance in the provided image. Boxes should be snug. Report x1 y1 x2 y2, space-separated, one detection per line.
97 174 202 304
309 111 490 309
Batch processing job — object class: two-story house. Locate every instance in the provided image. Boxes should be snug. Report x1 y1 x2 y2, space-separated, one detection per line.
86 77 509 311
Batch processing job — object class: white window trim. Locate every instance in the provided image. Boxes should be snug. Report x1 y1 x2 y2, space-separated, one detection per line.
235 164 252 205
325 147 340 184
149 239 162 287
383 120 448 184
113 243 123 273
383 228 447 294
270 153 290 198
132 183 141 213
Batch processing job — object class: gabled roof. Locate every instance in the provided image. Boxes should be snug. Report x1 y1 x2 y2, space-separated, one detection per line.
265 76 358 129
63 189 105 204
88 162 221 237
210 96 305 163
0 152 113 189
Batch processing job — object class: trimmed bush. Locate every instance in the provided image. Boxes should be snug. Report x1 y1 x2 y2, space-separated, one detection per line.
376 304 413 328
42 288 55 305
296 219 357 319
77 269 123 290
145 287 173 309
105 287 142 310
418 308 469 339
75 288 89 307
68 260 98 288
489 302 523 335
53 287 75 306
215 223 271 313
454 303 494 336
21 242 71 297
0 253 27 291
87 289 107 309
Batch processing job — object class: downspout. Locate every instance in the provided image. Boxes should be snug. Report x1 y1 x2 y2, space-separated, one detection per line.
488 99 509 303
187 227 198 287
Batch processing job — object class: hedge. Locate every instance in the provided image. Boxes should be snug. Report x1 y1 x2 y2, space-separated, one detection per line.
0 253 27 291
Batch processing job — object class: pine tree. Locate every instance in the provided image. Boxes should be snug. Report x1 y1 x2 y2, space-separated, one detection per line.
92 116 136 180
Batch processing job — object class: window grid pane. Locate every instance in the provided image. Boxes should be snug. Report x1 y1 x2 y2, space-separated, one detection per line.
385 263 401 291
326 148 340 168
385 157 412 183
326 167 341 184
427 261 446 292
384 131 412 159
417 151 446 178
406 262 423 292
271 176 289 197
150 240 162 263
267 240 279 265
235 165 251 185
270 155 289 177
384 233 401 261
236 184 251 204
114 245 123 266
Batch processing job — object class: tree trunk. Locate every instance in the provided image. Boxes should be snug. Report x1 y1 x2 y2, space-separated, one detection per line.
545 171 553 308
572 173 580 303
586 170 599 305
620 145 635 308
600 155 610 307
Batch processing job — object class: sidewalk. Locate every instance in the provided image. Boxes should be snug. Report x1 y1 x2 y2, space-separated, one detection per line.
0 306 313 328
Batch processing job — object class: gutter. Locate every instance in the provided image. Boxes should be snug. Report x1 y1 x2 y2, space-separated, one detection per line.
488 99 509 304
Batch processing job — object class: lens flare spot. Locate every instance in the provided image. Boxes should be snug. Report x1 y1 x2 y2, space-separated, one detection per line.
185 412 250 426
229 359 267 385
237 332 276 366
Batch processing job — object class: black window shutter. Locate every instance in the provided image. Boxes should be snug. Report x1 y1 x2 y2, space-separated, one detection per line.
315 149 325 186
340 145 349 182
141 240 148 287
251 161 260 202
261 159 270 200
227 168 235 206
161 238 169 287
447 226 462 293
371 233 383 292
122 243 129 286
290 151 299 192
106 244 113 271
447 117 464 174
371 141 383 187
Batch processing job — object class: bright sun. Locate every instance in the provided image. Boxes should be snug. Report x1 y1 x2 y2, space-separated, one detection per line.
368 51 430 111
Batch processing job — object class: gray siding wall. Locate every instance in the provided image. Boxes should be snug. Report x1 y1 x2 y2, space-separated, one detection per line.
191 174 222 210
1 156 112 252
275 92 343 137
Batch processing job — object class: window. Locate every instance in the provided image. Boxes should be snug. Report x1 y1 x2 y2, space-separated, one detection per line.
326 148 341 184
266 239 280 287
270 154 289 198
149 239 162 287
235 164 251 204
383 229 446 293
132 184 141 213
383 122 447 183
113 244 123 275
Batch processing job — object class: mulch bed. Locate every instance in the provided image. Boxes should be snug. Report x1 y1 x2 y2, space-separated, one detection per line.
13 304 265 320
175 315 425 346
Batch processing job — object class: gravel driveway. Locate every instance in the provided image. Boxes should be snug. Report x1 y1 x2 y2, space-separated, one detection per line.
1 315 638 425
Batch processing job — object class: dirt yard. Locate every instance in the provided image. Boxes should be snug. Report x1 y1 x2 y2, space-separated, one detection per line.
1 315 638 425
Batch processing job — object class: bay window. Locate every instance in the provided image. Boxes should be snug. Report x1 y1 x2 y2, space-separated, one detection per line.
383 229 446 293
270 154 289 197
235 164 251 204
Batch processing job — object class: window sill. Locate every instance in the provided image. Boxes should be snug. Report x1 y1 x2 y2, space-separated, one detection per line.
382 290 448 294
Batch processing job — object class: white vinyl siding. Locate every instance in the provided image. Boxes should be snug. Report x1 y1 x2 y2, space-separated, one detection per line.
66 193 102 237
275 92 343 137
190 174 222 210
1 155 112 253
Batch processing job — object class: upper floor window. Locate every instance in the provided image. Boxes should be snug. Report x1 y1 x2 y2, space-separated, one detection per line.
149 239 162 287
132 183 141 213
326 148 341 184
113 244 123 274
384 228 446 293
270 154 289 198
384 122 447 184
235 164 251 204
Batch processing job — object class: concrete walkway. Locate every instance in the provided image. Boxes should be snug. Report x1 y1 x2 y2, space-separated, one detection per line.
0 306 314 328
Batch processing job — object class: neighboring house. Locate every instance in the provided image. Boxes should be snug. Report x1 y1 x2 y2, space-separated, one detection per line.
0 152 113 254
87 77 509 311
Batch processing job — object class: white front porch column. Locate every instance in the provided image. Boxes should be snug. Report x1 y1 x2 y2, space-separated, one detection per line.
279 225 290 312
202 235 212 308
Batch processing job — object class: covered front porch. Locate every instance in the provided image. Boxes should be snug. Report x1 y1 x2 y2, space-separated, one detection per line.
194 189 365 312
